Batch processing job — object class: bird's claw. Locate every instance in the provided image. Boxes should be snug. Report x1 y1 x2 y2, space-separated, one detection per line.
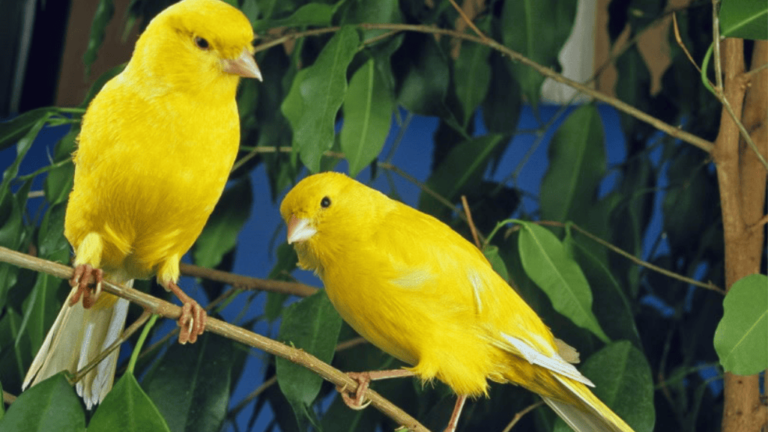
177 300 207 345
336 372 372 410
69 264 103 309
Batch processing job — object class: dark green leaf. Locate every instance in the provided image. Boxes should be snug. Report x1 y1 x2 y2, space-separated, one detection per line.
17 273 62 354
276 290 343 430
540 105 605 226
0 108 52 152
88 373 170 432
84 0 116 76
43 129 77 206
265 243 299 321
293 27 360 172
392 33 449 116
615 46 652 138
453 43 491 126
720 0 768 39
483 245 509 282
564 230 641 347
341 59 393 177
501 0 578 107
0 381 4 420
81 64 125 107
482 53 521 135
554 341 655 432
334 0 403 41
254 3 334 31
0 373 84 432
0 114 49 204
0 309 31 393
193 177 252 269
418 134 506 215
144 332 235 432
517 221 609 342
714 274 768 375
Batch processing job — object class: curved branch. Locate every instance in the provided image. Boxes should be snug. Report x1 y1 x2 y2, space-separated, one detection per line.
179 262 318 297
254 23 715 154
0 246 429 432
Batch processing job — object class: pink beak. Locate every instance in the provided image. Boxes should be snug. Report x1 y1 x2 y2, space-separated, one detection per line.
223 48 262 81
287 215 316 244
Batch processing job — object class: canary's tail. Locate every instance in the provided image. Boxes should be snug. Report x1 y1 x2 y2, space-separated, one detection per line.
543 374 635 432
23 280 131 409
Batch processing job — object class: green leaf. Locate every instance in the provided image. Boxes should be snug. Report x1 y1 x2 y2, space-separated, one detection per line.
482 53 521 135
0 309 31 392
0 373 84 432
341 59 393 178
276 290 343 430
0 181 33 310
501 0 578 107
293 27 360 172
483 245 509 281
418 134 506 215
81 64 125 107
254 3 334 31
720 0 768 40
0 381 4 420
564 231 641 347
393 33 449 116
0 113 50 204
88 373 170 432
334 0 403 41
714 274 768 375
281 68 310 144
540 105 605 226
554 341 655 432
265 243 300 321
517 221 610 342
144 332 235 432
84 0 116 77
453 43 491 126
615 46 652 137
0 108 52 152
193 177 252 269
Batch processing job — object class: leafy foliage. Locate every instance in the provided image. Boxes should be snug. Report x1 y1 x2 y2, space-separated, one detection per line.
1 0 762 431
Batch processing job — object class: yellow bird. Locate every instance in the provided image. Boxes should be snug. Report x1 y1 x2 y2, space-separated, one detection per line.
23 0 261 409
280 172 634 432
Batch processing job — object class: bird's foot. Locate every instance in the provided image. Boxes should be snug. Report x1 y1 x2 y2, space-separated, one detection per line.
166 281 207 345
337 372 373 410
69 264 103 309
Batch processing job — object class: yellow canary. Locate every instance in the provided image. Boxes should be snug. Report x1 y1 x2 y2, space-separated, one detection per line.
280 172 634 432
23 0 261 409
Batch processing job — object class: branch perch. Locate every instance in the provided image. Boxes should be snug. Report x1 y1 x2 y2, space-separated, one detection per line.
0 246 429 432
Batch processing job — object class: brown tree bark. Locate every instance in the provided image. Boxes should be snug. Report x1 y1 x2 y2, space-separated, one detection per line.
713 39 768 432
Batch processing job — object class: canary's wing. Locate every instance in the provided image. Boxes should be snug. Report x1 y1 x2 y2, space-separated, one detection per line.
372 202 594 388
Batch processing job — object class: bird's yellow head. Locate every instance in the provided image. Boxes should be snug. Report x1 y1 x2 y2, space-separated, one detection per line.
280 172 390 273
128 0 261 97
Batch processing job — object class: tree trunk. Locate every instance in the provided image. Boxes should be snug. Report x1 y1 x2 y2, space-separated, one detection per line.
714 39 768 432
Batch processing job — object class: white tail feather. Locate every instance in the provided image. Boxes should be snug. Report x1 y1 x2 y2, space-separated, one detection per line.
23 280 132 409
548 374 635 432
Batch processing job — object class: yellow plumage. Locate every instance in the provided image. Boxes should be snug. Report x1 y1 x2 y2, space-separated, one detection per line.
24 0 261 408
280 172 634 432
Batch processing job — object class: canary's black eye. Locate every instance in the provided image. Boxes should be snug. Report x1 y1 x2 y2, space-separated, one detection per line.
195 37 209 50
321 197 331 208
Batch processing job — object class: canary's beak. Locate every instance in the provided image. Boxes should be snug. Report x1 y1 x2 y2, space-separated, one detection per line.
223 48 262 81
287 215 316 244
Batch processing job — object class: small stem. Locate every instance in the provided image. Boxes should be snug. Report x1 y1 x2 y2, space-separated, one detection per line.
448 0 488 41
128 313 158 374
461 195 481 249
712 0 723 91
501 400 544 432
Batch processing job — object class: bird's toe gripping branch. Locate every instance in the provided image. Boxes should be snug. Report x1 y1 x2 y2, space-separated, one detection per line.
166 281 207 345
69 264 104 309
337 372 373 410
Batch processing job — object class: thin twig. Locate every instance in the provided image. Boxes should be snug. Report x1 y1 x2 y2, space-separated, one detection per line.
672 13 703 74
180 263 318 297
500 400 544 432
751 214 768 232
335 337 368 352
254 23 716 153
560 222 726 295
3 390 16 405
461 195 482 249
711 0 723 91
448 0 488 41
744 61 768 78
0 246 429 432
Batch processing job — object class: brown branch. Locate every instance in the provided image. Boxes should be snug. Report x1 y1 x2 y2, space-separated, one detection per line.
448 0 487 42
179 263 318 297
0 246 429 432
3 390 16 405
461 195 482 249
254 23 716 154
500 400 544 432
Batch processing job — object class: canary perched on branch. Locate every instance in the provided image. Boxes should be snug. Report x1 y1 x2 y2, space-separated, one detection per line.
23 0 261 409
280 172 634 432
